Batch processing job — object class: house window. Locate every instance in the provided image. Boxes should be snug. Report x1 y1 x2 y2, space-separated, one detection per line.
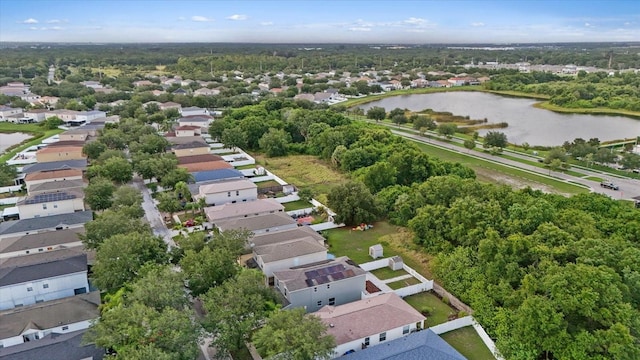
364 337 370 346
43 284 49 289
379 332 386 342
317 301 322 307
329 297 335 306
36 299 44 303
27 287 33 292
227 192 231 197
403 325 410 335
62 326 69 331
327 284 331 289
236 190 239 196
314 287 317 292
38 248 43 252
53 204 58 208
42 204 47 209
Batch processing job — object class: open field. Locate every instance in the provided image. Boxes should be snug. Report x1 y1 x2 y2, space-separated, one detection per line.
255 179 280 189
440 326 496 360
253 155 347 203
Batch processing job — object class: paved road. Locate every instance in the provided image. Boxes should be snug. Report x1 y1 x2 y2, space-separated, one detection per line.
132 177 176 248
380 125 640 201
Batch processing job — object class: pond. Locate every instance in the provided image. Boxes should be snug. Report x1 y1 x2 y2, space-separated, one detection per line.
0 132 32 154
358 92 640 146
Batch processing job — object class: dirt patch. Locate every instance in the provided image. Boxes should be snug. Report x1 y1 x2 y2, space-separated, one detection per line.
474 167 573 196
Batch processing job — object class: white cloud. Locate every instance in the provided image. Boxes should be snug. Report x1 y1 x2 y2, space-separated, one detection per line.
22 18 38 24
584 22 592 27
404 17 426 25
471 22 485 27
349 27 371 32
227 14 247 21
47 19 61 24
50 26 63 31
260 21 273 26
191 16 214 22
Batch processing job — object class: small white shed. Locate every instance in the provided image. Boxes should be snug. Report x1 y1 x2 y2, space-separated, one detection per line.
369 244 383 259
388 255 404 271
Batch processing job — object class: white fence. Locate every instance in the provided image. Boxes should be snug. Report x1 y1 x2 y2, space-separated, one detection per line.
394 281 433 297
286 207 314 217
266 170 288 186
275 194 300 203
403 264 431 284
430 316 474 335
0 197 19 205
0 186 21 194
310 222 343 231
473 318 504 360
359 258 390 272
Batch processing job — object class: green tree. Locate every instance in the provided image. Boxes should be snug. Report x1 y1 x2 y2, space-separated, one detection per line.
81 94 97 109
202 270 277 355
483 131 508 149
593 148 616 164
208 119 228 141
82 141 107 160
84 176 115 211
412 115 436 131
327 181 379 226
358 161 398 193
156 191 182 216
544 147 569 164
91 232 168 292
40 116 64 129
391 114 407 126
463 139 476 153
0 163 18 186
82 210 151 249
100 157 133 184
160 168 191 190
259 128 291 157
521 142 530 152
619 152 640 170
221 127 247 151
127 265 188 311
180 247 239 296
111 185 144 218
366 106 386 122
388 107 405 119
253 308 335 360
437 123 457 139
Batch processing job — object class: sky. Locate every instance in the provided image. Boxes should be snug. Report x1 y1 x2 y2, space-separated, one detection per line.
0 0 638 43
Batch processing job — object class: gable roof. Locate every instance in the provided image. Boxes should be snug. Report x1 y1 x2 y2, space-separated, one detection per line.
341 329 467 360
172 140 209 150
17 191 83 206
314 293 426 346
24 169 83 182
253 236 327 263
0 291 100 339
0 228 84 255
273 256 365 292
205 198 284 222
21 160 87 175
27 179 86 194
198 179 257 195
0 248 87 287
0 211 93 238
177 153 224 164
0 329 105 360
217 212 296 233
249 226 325 248
180 160 233 173
36 146 84 155
191 168 244 184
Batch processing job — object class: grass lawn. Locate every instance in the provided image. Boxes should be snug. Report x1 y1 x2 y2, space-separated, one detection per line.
386 276 422 289
283 199 313 211
370 267 409 280
234 164 257 170
253 155 347 203
585 176 604 182
255 179 281 189
440 327 496 360
404 292 455 327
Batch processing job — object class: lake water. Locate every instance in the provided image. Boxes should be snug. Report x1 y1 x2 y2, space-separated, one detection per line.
0 132 32 154
358 92 640 146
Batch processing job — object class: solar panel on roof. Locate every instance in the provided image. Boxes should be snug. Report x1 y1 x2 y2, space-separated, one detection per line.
305 270 318 278
316 275 330 285
317 268 329 276
344 269 355 277
24 192 77 205
331 272 345 280
305 279 315 287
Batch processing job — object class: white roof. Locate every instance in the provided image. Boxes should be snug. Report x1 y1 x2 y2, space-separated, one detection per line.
198 179 257 195
205 198 284 222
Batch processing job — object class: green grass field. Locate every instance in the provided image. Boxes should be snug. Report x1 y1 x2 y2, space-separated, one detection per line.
441 326 496 360
282 199 313 211
403 292 455 327
370 267 409 280
0 123 64 163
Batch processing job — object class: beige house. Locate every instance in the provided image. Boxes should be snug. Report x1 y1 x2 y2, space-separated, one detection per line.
195 179 258 206
17 191 85 219
36 146 85 163
174 125 202 137
59 129 91 142
204 198 285 223
24 169 84 193
172 141 210 158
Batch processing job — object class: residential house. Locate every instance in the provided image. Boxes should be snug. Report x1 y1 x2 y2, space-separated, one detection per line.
314 293 426 358
179 160 232 173
294 94 315 102
194 179 257 206
151 89 166 96
194 88 220 96
21 160 87 175
180 106 208 117
75 110 106 123
217 212 298 235
22 109 47 123
45 141 86 150
313 92 332 103
273 256 366 312
189 168 245 185
172 141 210 158
341 329 466 360
411 78 429 88
174 125 202 137
35 145 85 163
159 102 182 111
0 291 100 348
0 107 23 121
447 77 467 86
177 154 224 165
165 135 205 146
79 81 102 89
0 211 93 242
58 129 90 142
16 191 85 219
44 110 80 122
172 88 189 96
133 80 154 87
27 179 86 196
0 228 84 260
178 115 213 127
0 328 105 360
477 76 491 83
249 226 325 248
204 198 284 223
0 249 89 310
34 96 59 108
253 236 327 280
24 169 84 193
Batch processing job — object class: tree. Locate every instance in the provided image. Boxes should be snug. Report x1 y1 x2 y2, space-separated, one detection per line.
111 185 145 218
258 128 291 157
391 114 407 126
619 152 640 170
91 232 168 292
156 191 182 216
412 115 436 131
82 141 107 160
127 265 188 311
483 131 508 149
84 176 115 211
521 142 530 152
297 188 314 202
437 123 457 139
327 181 379 226
253 308 335 360
202 270 277 355
82 210 151 249
0 163 17 186
593 148 616 164
208 119 228 141
388 107 405 119
366 106 386 122
180 247 239 296
358 161 398 193
160 168 191 190
100 157 133 184
40 116 64 129
463 139 476 153
221 127 247 151
544 147 569 164
84 303 199 360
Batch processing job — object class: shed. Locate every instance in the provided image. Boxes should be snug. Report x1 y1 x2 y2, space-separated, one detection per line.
369 244 383 259
388 255 404 270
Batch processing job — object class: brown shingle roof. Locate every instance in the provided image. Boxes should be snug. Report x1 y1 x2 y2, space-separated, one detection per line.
179 160 232 173
25 169 83 182
177 153 224 164
36 146 84 154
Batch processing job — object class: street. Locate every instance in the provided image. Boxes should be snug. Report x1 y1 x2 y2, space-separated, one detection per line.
132 177 176 248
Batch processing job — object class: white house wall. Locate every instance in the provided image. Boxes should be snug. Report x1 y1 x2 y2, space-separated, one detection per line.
0 271 89 310
18 198 84 219
0 240 83 260
203 188 257 206
0 319 93 348
330 323 422 358
259 251 327 277
280 273 366 313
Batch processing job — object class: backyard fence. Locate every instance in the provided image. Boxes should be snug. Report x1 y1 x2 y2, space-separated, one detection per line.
429 316 474 335
394 281 433 297
432 282 474 315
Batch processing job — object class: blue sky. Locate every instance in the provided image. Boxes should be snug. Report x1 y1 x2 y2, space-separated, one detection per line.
1 0 638 43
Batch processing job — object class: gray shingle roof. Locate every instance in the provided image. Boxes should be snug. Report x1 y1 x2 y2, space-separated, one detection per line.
340 329 467 360
0 228 84 254
0 291 100 339
0 211 93 237
27 179 86 194
0 248 87 287
21 160 87 174
0 329 105 360
217 212 296 233
249 226 324 248
253 236 326 263
273 256 365 291
190 169 244 184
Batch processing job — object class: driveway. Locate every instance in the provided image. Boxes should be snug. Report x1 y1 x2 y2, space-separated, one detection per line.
132 177 176 248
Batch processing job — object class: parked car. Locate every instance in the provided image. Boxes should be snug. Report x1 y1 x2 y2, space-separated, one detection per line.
600 180 619 190
183 219 196 227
